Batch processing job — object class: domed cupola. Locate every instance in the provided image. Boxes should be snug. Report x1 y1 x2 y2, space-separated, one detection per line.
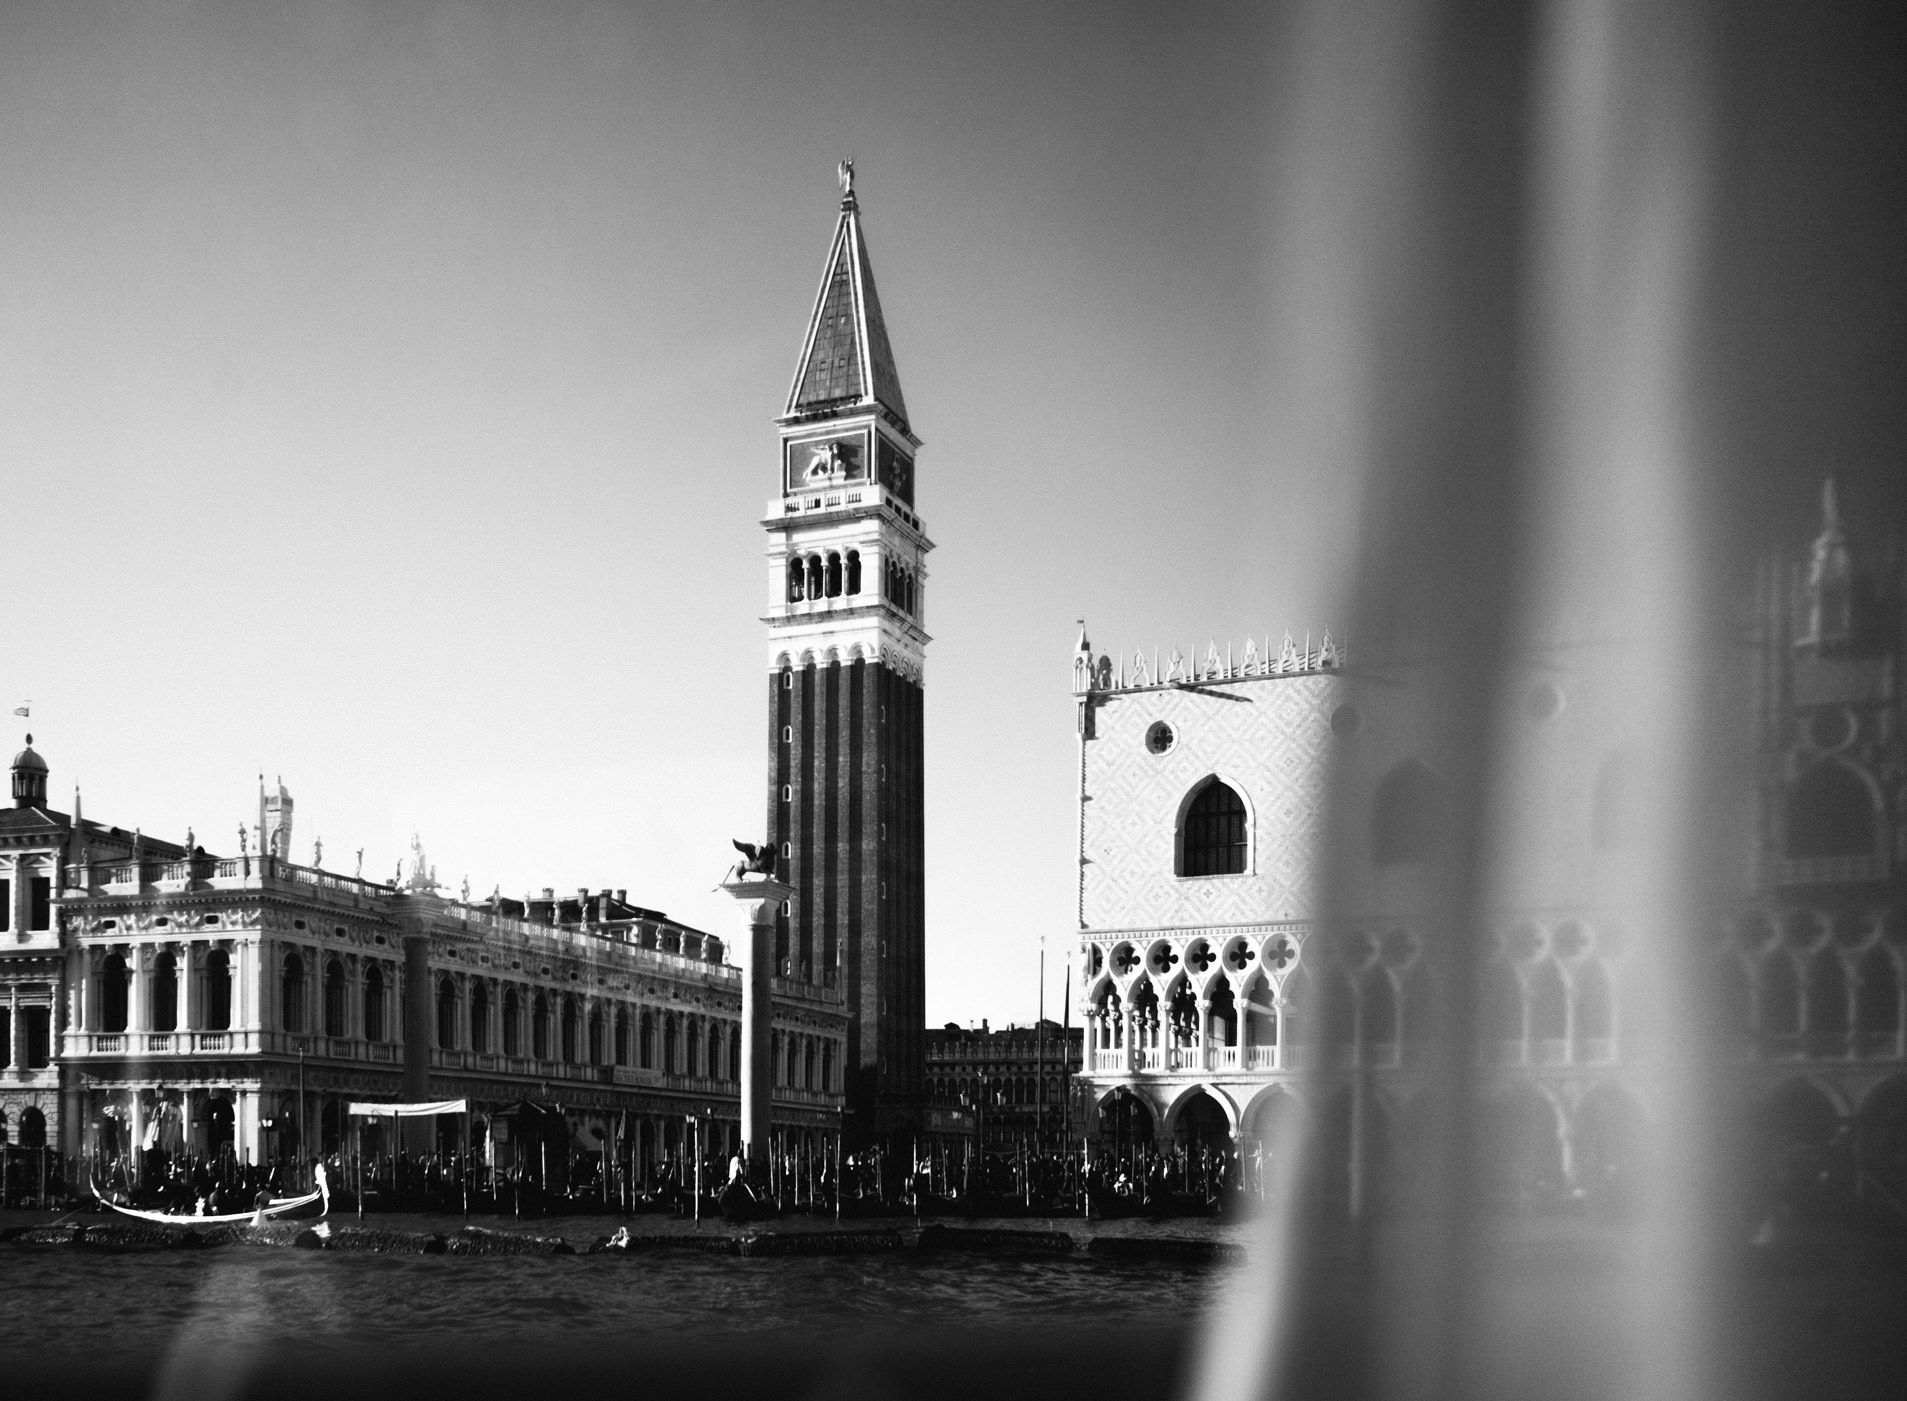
12 734 48 808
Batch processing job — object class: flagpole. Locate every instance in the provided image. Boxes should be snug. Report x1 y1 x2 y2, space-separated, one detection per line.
1036 940 1046 1153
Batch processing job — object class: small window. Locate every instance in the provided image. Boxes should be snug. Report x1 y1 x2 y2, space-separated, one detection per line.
782 785 792 802
1145 721 1175 754
154 917 169 929
202 914 219 926
783 672 793 689
294 919 307 931
782 842 791 858
783 726 793 743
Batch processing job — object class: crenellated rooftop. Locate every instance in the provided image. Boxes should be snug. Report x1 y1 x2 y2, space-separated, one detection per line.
1072 629 1344 696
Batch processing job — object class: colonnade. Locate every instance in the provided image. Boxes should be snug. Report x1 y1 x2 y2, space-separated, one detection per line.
781 547 921 620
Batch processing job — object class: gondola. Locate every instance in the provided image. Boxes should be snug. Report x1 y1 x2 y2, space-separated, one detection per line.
93 1164 331 1227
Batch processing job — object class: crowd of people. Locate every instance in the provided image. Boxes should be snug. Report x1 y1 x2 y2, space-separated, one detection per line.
15 1134 1264 1220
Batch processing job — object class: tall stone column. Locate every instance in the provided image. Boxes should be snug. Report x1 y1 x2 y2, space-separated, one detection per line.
236 1088 260 1165
129 945 148 1037
719 873 792 1185
401 933 433 1153
180 943 197 1033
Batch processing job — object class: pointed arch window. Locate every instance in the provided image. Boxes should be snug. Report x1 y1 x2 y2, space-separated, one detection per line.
1592 750 1647 852
1179 779 1248 876
1373 761 1446 867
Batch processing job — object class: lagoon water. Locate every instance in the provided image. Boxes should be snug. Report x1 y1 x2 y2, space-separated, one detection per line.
1 1209 1235 1397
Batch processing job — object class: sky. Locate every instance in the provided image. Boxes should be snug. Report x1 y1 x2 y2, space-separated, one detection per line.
1 1 1902 1028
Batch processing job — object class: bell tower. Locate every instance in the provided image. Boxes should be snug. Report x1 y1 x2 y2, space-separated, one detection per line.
763 164 929 1141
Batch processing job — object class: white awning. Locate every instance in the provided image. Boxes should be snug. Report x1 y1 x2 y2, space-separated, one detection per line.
345 1099 469 1118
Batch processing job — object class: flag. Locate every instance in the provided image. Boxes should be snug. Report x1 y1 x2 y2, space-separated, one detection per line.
12 706 26 717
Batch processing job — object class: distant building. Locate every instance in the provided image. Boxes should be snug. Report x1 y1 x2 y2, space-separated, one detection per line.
0 758 846 1172
1069 484 1906 1207
923 1020 1083 1145
762 166 930 1144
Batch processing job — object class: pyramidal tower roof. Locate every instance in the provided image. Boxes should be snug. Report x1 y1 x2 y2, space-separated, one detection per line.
783 163 910 431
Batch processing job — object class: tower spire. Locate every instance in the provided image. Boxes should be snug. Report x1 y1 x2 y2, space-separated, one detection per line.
783 165 910 431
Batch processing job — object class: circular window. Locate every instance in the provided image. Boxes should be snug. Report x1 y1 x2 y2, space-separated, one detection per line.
1806 707 1857 754
1330 704 1362 737
1525 681 1565 722
1145 721 1175 754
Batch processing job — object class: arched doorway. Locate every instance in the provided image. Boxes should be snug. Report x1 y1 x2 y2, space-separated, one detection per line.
1241 1089 1307 1202
203 1096 235 1154
1753 1078 1843 1220
1574 1082 1648 1214
1318 1084 1392 1216
1481 1085 1565 1210
1858 1077 1907 1208
1171 1087 1233 1149
321 1098 345 1155
1099 1087 1156 1162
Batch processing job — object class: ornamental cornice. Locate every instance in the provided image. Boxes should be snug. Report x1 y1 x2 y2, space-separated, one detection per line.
1083 919 1312 942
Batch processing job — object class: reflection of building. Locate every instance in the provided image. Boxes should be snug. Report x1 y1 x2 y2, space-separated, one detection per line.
763 170 930 1143
1 751 846 1171
924 1020 1083 1144
1071 485 1906 1208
